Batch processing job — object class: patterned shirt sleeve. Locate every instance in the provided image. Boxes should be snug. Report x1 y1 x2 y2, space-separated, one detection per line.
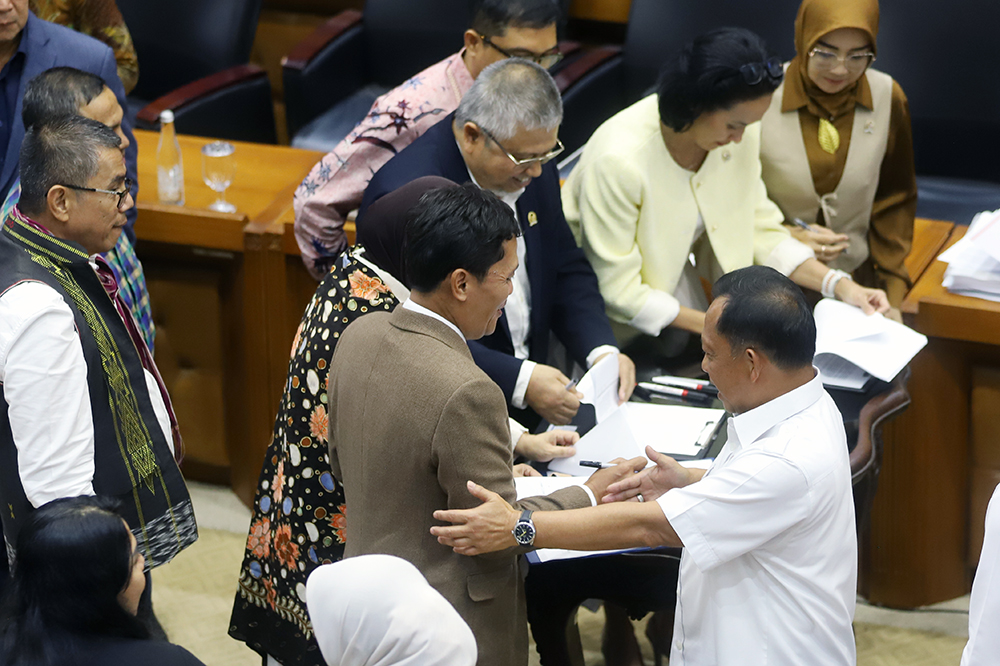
292 52 471 280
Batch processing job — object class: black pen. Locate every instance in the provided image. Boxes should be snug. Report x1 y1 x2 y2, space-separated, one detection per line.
579 460 613 469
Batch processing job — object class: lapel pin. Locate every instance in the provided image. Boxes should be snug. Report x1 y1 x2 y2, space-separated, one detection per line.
527 211 538 226
864 121 875 134
721 150 731 162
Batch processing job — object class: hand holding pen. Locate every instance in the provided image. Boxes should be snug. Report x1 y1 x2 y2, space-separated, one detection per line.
789 217 849 263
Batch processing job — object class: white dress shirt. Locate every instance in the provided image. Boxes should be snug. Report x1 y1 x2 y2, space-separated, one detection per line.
656 372 856 666
464 165 617 408
0 279 172 508
963 483 1000 666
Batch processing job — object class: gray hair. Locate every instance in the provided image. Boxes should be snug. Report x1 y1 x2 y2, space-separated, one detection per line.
455 58 562 141
19 115 122 217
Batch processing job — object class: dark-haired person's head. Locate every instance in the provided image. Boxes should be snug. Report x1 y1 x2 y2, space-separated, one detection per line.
24 67 131 152
657 27 783 144
464 0 561 79
702 266 816 414
18 115 128 255
0 496 148 665
404 183 521 340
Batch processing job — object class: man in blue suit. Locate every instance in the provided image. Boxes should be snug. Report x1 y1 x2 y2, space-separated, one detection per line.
0 5 137 239
359 58 635 426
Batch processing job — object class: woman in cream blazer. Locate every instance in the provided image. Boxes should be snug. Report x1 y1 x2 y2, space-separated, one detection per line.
563 27 889 353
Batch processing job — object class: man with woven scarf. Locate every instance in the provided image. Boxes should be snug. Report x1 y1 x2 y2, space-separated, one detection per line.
0 115 196 625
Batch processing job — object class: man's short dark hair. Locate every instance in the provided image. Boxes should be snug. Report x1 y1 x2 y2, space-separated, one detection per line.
404 183 521 293
657 27 782 132
23 67 106 130
471 0 560 37
19 116 122 217
712 266 816 370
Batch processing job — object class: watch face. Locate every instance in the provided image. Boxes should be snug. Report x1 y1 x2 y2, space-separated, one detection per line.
513 521 535 546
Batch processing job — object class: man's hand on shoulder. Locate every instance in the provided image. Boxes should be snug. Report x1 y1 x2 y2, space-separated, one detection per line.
602 446 701 504
525 364 582 425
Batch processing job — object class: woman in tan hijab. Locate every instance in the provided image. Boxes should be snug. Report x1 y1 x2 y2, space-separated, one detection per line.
760 0 917 309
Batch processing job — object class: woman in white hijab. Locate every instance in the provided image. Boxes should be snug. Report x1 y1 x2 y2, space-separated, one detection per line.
306 554 477 666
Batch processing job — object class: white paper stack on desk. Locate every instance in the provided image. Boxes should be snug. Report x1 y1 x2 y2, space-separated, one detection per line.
939 208 1000 301
813 299 927 390
547 354 725 476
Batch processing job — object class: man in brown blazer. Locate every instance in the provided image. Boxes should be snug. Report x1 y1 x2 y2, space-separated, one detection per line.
328 183 640 666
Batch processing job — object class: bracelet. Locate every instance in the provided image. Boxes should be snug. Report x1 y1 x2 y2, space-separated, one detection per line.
821 269 851 299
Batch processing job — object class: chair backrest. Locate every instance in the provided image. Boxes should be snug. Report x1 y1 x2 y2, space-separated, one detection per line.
361 0 572 89
117 0 263 102
361 0 477 88
622 0 801 103
875 0 1000 182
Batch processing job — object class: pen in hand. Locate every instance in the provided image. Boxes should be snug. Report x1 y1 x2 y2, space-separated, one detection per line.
791 217 849 256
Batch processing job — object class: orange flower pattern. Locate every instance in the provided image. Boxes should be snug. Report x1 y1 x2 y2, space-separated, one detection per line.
348 269 389 301
309 406 329 444
247 517 271 559
232 248 399 666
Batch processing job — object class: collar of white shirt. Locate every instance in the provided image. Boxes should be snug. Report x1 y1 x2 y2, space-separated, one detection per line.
461 150 526 210
402 298 465 342
730 370 824 447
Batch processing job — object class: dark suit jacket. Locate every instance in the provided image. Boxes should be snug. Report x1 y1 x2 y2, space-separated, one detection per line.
328 307 591 666
358 114 616 404
0 13 138 238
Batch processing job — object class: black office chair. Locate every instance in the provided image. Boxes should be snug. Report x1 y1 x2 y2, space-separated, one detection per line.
283 0 575 153
557 0 801 157
117 0 277 144
875 0 1000 224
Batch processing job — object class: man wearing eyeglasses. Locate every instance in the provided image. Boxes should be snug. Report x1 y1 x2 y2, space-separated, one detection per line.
294 0 563 280
359 58 636 429
0 116 196 618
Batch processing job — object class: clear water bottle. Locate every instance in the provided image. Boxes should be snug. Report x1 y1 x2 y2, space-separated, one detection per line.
156 110 184 205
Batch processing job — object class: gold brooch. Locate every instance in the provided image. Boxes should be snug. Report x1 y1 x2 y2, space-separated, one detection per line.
528 211 538 226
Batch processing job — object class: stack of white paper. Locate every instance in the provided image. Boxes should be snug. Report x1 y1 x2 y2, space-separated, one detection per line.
939 209 1000 301
813 299 927 389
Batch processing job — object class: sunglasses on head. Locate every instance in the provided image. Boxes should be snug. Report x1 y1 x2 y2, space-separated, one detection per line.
738 57 784 86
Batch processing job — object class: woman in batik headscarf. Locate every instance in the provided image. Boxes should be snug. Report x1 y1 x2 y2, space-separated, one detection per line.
229 177 577 666
759 0 917 309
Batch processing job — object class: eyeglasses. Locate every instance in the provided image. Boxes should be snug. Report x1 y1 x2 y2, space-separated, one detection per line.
61 177 133 209
738 57 784 86
478 33 564 70
808 47 875 73
479 126 564 167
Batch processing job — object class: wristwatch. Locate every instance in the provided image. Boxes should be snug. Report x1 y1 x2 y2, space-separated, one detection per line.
512 509 535 547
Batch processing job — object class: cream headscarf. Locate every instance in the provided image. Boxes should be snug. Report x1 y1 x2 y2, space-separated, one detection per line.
306 555 478 666
786 0 880 119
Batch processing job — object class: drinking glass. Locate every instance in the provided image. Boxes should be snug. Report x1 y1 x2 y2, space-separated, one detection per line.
201 141 237 213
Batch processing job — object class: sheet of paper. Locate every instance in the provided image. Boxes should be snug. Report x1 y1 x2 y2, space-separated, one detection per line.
813 299 927 382
625 403 724 458
514 475 586 500
547 406 641 476
574 352 621 423
815 353 871 390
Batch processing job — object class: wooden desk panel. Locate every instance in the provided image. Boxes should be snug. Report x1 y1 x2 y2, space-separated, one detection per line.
867 223 1000 607
903 218 955 301
133 129 323 505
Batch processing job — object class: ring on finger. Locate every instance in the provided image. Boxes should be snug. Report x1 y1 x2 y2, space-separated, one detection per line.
637 493 645 503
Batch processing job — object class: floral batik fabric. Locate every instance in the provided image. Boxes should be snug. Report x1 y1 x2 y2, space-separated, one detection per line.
292 51 473 279
229 247 398 666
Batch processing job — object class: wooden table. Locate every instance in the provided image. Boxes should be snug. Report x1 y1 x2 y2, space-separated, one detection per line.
859 223 1000 607
133 129 323 505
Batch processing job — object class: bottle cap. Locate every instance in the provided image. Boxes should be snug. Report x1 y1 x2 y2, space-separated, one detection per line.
159 109 175 124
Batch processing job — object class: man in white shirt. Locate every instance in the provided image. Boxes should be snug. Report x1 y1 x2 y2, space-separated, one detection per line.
0 116 195 612
432 265 858 666
963 482 1000 666
358 58 635 427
